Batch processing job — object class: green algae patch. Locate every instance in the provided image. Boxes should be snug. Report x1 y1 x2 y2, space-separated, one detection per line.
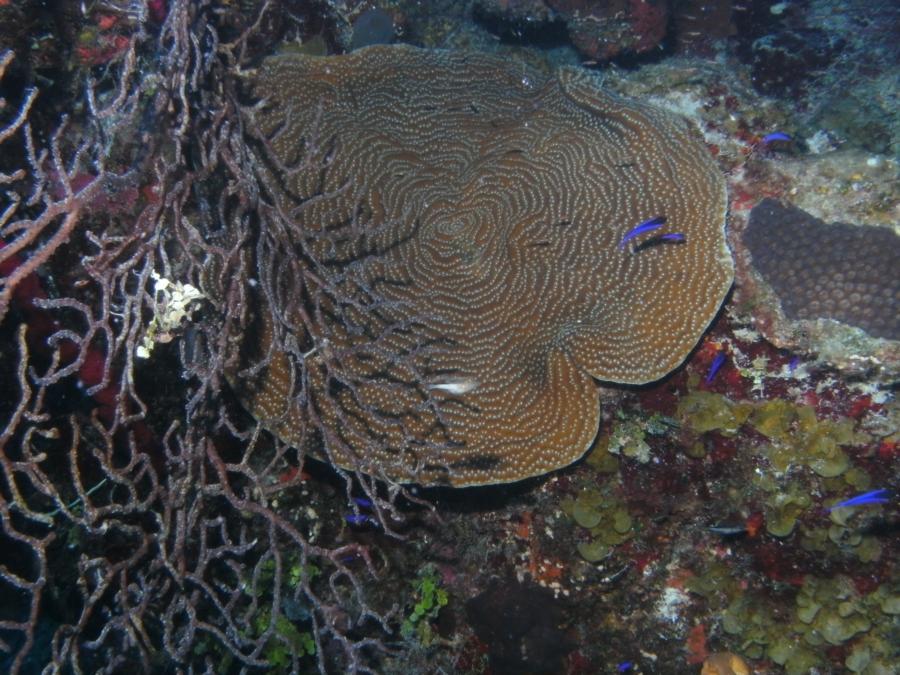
878 592 900 615
684 550 896 675
684 441 707 459
855 536 882 563
586 440 620 473
825 496 887 561
749 399 796 440
828 505 855 527
804 425 850 477
572 491 604 529
799 576 870 646
796 597 821 624
759 406 868 480
401 564 450 646
828 522 863 547
794 404 818 433
612 509 632 534
842 466 872 490
800 417 866 477
576 539 611 563
677 382 870 484
754 476 812 538
807 449 849 477
567 486 634 562
762 443 795 472
677 391 752 434
684 562 741 603
721 596 777 660
845 643 872 673
817 612 871 645
765 499 807 537
693 528 896 675
799 526 830 553
766 637 822 673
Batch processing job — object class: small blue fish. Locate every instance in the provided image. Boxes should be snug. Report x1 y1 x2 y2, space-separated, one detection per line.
619 215 667 250
352 497 373 509
705 350 726 384
345 513 376 526
827 489 890 512
762 131 792 143
708 524 748 537
631 232 686 252
617 662 634 673
788 355 801 373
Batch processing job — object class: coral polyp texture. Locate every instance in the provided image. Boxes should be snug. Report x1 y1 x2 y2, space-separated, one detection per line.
233 45 732 487
1 1 898 673
743 198 899 341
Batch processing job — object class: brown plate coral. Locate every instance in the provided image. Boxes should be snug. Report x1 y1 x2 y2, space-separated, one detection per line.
222 45 732 487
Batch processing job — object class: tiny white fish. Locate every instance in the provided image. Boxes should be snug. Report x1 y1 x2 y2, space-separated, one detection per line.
427 379 478 395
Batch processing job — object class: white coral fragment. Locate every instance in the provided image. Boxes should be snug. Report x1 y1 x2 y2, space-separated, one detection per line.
137 272 204 358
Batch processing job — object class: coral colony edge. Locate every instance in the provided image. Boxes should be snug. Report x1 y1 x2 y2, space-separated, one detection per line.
0 2 897 674
230 45 732 488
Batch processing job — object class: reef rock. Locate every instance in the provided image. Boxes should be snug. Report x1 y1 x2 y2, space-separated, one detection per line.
739 198 900 380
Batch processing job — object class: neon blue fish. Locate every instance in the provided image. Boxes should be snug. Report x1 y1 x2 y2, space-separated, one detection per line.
619 215 666 249
705 351 726 384
827 488 890 512
659 232 685 243
762 131 791 143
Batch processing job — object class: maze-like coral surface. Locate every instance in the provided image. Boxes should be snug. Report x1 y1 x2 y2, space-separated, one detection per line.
236 45 732 486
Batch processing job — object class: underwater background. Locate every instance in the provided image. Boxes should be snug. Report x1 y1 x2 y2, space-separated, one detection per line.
0 1 897 673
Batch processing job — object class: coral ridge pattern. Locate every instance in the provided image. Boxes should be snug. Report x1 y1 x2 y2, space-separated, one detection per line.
237 45 732 486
